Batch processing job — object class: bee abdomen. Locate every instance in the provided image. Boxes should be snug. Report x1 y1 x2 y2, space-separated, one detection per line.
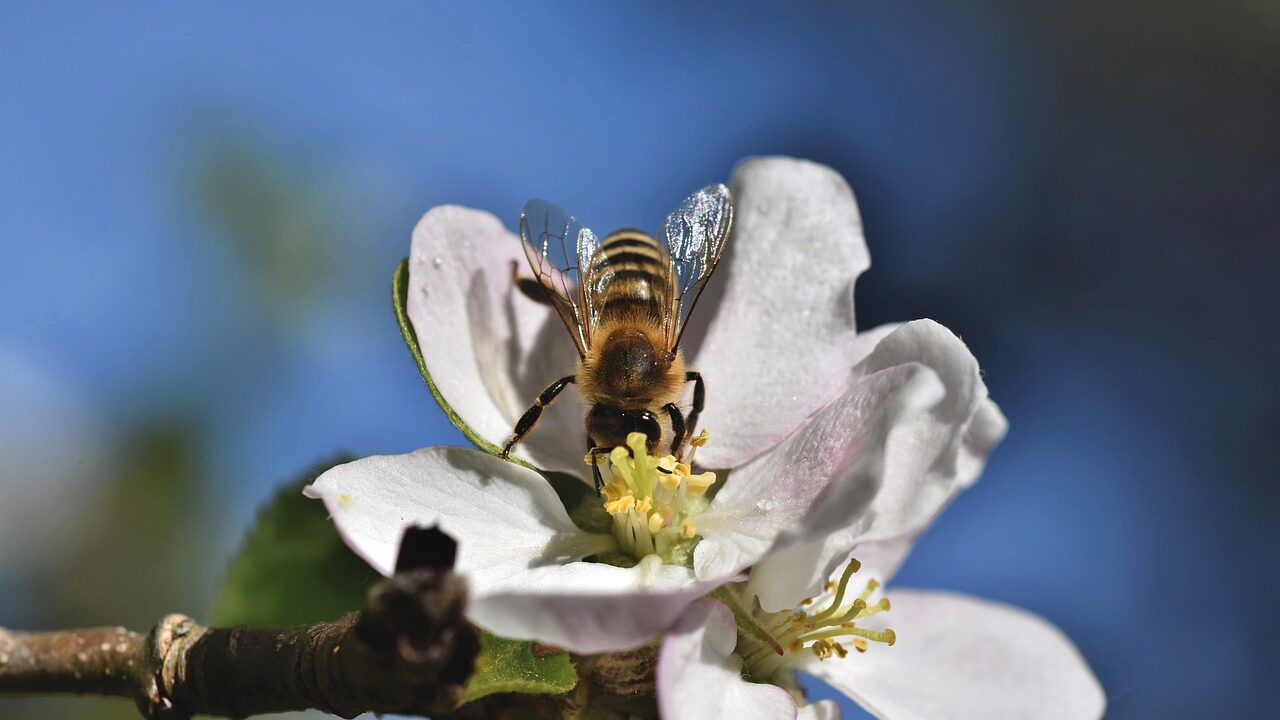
595 231 669 319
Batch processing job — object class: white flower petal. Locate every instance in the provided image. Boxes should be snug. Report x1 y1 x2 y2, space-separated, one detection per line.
657 599 799 720
748 320 1008 611
798 701 842 720
694 362 945 582
305 447 720 653
806 590 1105 720
304 446 612 580
471 556 725 654
691 157 873 469
407 206 587 475
846 534 919 586
956 397 1008 489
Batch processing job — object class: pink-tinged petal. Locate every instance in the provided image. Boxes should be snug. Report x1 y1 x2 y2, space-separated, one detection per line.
798 701 842 720
657 599 799 720
304 446 612 581
748 320 1008 611
691 157 873 469
805 590 1104 720
407 206 587 475
471 557 727 654
694 363 945 582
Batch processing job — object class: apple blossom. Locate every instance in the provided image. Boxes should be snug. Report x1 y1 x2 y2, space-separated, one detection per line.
304 156 1104 718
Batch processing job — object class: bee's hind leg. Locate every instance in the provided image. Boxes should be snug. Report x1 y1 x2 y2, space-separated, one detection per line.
511 260 557 306
502 375 575 458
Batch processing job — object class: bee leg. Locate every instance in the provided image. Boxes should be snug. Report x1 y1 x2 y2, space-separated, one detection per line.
511 259 557 306
587 445 610 495
664 403 687 456
684 371 705 439
501 375 575 458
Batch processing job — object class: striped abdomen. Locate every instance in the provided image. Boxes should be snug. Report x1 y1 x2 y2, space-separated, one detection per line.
589 229 671 321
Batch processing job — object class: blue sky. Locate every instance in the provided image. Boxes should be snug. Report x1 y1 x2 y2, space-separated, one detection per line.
3 3 1277 717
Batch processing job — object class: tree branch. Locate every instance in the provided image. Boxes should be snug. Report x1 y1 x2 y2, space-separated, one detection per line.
0 526 480 719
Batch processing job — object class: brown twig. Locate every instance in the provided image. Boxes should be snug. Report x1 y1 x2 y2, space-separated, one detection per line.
0 526 480 719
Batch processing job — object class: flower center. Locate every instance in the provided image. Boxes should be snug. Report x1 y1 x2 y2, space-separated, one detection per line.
591 430 716 565
721 558 896 682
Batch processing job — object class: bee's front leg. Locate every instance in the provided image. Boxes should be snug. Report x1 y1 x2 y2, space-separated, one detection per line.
683 371 705 442
502 375 575 458
664 402 687 456
587 444 610 495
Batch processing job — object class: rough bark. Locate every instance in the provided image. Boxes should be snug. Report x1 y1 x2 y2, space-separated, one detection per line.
0 526 480 719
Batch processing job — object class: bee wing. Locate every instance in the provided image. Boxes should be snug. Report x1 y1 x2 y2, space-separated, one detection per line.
658 183 734 350
519 198 600 357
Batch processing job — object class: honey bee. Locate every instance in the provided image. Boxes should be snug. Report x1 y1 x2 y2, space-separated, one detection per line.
501 184 734 491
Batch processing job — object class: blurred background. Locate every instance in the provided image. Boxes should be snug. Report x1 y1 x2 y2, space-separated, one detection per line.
2 2 1276 718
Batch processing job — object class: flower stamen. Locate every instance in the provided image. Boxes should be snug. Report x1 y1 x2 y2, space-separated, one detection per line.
600 432 716 565
733 558 896 682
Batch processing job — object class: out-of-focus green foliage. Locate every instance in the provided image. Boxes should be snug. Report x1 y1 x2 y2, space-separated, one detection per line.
210 458 377 627
191 134 345 316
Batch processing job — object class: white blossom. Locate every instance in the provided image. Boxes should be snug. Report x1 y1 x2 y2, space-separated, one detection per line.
305 157 1103 718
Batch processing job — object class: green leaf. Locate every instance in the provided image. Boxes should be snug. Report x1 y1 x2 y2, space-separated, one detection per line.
211 458 380 626
393 258 534 468
462 632 578 702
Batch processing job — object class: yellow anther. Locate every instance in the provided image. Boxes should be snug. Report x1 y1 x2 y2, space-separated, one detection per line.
851 638 868 653
597 431 715 561
812 639 838 660
833 642 848 659
605 495 636 515
602 478 629 502
684 471 716 497
689 429 710 447
647 513 665 533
